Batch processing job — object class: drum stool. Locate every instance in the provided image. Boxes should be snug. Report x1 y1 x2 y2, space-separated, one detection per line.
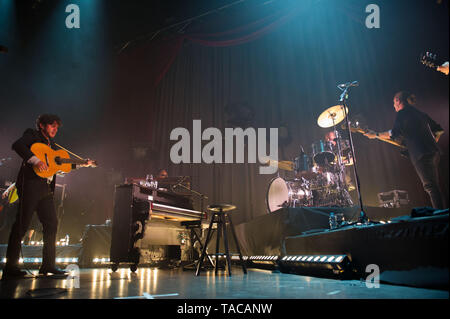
195 204 247 276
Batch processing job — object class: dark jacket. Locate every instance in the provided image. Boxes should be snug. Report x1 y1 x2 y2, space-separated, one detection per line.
391 105 444 163
12 129 57 195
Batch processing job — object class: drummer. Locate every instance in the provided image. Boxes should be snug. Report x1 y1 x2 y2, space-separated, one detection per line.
324 130 352 165
324 130 355 190
324 131 337 147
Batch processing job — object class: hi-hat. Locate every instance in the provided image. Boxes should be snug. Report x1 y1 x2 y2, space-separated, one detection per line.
317 105 348 128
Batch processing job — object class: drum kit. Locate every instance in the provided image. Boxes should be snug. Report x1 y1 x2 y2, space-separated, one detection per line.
266 104 356 213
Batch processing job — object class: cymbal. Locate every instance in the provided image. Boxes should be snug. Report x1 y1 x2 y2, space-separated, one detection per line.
317 105 348 128
208 204 236 212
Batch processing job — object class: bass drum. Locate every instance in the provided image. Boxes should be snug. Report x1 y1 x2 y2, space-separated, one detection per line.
266 177 313 213
266 177 289 213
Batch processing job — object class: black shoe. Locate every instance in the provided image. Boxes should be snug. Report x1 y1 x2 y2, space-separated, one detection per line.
2 267 27 279
38 267 68 276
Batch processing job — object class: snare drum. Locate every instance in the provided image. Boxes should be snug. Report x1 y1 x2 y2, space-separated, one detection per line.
311 140 336 166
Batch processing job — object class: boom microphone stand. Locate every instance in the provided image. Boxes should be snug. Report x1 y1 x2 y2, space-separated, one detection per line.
338 82 368 224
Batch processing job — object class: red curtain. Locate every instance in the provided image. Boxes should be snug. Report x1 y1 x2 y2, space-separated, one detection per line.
118 5 303 87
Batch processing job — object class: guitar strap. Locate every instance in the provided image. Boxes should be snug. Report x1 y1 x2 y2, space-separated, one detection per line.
54 143 85 160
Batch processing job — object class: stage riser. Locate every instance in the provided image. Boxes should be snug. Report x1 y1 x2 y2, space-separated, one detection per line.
234 206 413 256
284 215 448 288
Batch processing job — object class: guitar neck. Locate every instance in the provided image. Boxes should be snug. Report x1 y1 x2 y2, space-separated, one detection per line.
345 125 406 149
374 136 406 148
57 157 87 165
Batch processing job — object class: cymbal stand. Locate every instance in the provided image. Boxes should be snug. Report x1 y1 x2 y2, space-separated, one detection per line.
339 85 368 224
331 117 346 193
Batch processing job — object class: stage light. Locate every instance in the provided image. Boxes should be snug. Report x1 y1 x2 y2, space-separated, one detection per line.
243 255 280 270
231 255 248 261
278 255 352 279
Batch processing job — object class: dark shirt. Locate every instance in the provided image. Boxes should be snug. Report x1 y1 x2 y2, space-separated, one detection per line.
12 129 58 194
390 105 443 163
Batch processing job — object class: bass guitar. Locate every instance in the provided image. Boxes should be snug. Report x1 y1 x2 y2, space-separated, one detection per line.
342 123 409 157
30 143 97 178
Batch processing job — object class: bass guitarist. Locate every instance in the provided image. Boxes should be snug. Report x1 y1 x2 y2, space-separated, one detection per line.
2 114 94 279
363 91 445 209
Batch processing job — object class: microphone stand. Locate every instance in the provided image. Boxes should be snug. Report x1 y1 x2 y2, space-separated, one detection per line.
338 85 368 224
171 177 208 213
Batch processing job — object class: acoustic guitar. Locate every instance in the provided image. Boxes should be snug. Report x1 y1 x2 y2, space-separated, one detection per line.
30 143 97 179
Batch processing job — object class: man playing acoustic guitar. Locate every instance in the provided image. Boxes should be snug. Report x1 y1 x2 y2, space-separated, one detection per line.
363 92 445 209
2 114 94 279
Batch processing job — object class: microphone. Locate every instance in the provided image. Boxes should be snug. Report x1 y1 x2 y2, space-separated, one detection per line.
338 81 359 89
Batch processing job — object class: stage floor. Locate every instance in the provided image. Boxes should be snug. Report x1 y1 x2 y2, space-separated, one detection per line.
0 266 447 299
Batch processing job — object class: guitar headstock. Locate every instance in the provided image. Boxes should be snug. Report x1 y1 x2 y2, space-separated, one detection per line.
77 159 98 167
420 52 442 69
85 159 98 167
341 119 368 133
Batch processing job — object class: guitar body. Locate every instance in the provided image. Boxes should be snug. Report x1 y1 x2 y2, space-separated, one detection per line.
30 143 72 178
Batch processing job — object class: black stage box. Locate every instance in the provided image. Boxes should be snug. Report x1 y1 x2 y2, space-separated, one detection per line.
233 206 412 256
284 212 449 288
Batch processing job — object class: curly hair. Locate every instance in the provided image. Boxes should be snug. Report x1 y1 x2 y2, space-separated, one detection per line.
35 114 62 130
394 91 417 106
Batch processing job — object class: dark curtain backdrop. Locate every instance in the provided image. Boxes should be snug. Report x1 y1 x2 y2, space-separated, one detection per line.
106 1 448 225
2 1 447 231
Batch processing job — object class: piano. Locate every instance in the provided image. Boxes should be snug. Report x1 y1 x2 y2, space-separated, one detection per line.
109 181 206 271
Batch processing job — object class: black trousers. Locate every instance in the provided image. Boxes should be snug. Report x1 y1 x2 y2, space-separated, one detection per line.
412 152 444 209
5 180 58 269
